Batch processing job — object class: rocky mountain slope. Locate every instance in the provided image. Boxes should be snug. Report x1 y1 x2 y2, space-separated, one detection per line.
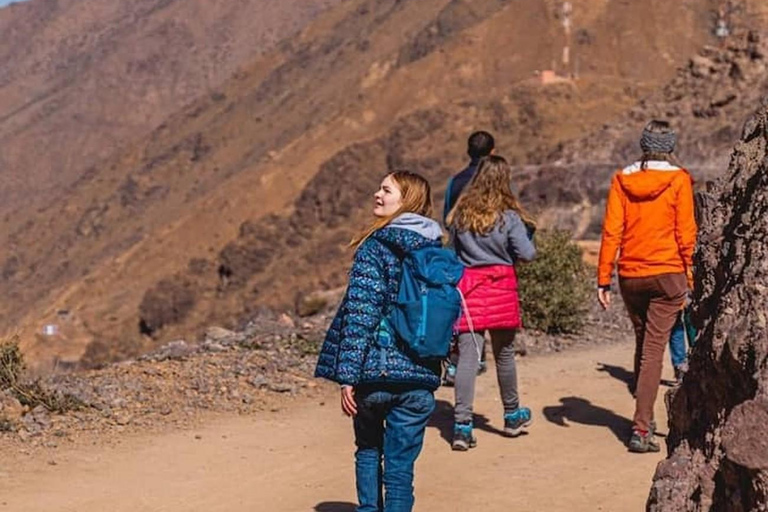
518 26 768 240
0 0 342 211
647 96 768 511
0 0 752 367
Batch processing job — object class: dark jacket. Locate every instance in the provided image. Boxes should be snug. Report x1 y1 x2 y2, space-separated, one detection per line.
314 214 443 390
443 159 481 223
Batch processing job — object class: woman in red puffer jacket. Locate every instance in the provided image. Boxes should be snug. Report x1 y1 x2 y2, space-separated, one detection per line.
446 155 537 451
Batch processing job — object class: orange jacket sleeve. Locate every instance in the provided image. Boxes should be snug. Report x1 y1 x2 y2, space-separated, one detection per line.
598 174 624 287
674 173 697 288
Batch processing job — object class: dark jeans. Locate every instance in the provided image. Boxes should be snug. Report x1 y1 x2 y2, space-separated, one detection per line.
353 387 435 512
620 273 687 432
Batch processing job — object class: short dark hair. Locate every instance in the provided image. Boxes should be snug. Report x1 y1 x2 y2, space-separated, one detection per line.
467 131 495 159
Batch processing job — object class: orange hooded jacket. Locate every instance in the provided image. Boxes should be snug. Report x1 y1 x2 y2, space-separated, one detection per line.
598 160 697 288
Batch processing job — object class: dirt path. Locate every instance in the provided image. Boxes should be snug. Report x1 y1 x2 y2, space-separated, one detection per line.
2 341 672 511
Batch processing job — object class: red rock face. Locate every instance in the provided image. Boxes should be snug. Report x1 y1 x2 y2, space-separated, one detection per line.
648 100 768 511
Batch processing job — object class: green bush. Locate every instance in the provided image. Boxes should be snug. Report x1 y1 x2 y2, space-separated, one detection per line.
517 230 591 334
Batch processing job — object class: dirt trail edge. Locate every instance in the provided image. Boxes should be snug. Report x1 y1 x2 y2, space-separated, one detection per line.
2 341 670 512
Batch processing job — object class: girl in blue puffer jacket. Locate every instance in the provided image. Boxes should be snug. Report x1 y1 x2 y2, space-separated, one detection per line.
315 170 442 512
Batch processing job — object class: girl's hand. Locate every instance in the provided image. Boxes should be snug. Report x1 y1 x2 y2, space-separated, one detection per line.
597 287 611 310
341 386 357 417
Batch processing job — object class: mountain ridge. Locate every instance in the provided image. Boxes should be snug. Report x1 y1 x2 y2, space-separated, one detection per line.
2 0 757 367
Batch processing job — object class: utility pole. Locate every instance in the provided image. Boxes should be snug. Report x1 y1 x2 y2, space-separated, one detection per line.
562 2 573 74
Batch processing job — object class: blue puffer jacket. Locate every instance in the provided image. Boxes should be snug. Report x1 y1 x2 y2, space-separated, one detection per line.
315 214 443 391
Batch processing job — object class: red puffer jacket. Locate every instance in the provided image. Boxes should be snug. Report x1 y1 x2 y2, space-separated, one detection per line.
455 265 521 333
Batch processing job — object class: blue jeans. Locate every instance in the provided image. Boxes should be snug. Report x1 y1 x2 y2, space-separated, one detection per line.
353 387 435 512
668 313 687 368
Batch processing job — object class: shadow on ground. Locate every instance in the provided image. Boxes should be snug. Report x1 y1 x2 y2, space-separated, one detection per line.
315 502 357 512
596 360 677 396
596 362 635 396
428 398 510 445
542 396 633 444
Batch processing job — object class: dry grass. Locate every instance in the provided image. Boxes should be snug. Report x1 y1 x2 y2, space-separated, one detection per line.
0 336 84 413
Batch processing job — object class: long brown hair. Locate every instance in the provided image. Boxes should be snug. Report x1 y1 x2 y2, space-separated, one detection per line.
350 170 433 249
447 155 535 235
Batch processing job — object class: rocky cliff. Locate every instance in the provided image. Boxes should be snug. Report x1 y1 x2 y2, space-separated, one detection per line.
647 99 768 511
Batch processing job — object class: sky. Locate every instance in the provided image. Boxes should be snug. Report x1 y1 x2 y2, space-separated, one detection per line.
0 0 29 7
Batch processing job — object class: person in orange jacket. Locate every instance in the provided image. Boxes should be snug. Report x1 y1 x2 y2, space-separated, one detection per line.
597 120 697 453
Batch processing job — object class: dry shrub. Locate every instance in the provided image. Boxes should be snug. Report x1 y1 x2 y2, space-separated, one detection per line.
138 276 197 335
0 337 83 413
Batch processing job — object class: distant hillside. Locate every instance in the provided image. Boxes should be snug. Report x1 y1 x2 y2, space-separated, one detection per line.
2 0 759 368
0 0 343 212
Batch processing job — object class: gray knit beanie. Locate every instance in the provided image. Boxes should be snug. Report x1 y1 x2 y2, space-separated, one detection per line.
640 123 677 154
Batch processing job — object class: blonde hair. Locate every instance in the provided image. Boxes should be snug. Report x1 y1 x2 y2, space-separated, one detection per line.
447 155 535 235
350 170 433 249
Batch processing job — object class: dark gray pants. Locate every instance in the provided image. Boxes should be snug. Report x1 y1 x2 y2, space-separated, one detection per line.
454 329 519 424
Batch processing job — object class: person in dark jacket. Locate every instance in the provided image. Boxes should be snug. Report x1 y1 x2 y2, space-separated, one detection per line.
315 170 442 512
442 130 495 223
446 155 537 451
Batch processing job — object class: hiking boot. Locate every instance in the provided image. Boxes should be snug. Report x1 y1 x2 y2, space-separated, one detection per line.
452 423 477 451
503 407 532 437
443 363 456 387
628 429 660 453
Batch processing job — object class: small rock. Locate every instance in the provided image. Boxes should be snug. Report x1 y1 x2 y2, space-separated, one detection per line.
145 340 196 362
0 392 24 421
690 55 716 78
268 383 295 394
110 398 128 409
29 405 51 429
202 341 227 353
205 326 236 342
114 413 133 426
296 291 330 317
278 313 296 328
248 376 268 388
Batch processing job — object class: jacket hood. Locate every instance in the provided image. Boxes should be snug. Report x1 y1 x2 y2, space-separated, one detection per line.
388 213 443 240
372 213 443 253
617 160 686 200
